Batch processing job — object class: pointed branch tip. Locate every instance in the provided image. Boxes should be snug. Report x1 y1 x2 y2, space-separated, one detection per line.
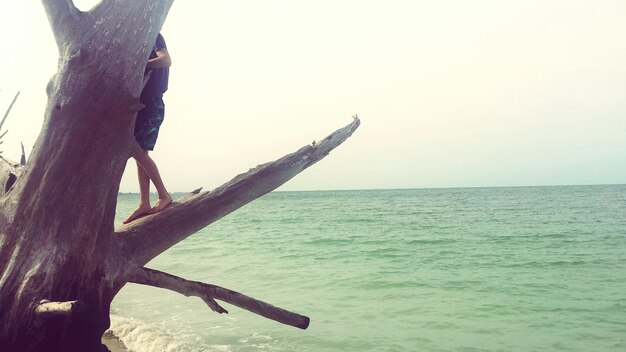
202 297 228 314
20 142 26 165
0 90 20 132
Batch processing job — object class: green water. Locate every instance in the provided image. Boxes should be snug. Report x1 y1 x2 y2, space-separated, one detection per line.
110 185 626 352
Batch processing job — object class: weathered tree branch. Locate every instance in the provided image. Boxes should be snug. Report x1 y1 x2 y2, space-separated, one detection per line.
20 143 26 166
41 0 80 46
0 91 20 134
0 91 24 193
125 266 310 330
117 117 360 264
34 300 79 318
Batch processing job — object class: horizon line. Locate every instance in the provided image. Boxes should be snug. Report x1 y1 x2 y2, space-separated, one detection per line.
117 182 626 194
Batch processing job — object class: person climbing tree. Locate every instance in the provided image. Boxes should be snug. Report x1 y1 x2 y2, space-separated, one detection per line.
124 33 173 224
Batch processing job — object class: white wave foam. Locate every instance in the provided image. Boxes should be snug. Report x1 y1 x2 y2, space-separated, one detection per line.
108 314 231 352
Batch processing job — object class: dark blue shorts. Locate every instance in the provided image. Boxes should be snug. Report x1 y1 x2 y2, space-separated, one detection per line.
134 96 165 151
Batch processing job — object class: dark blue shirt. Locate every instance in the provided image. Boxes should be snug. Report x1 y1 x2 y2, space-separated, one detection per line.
141 33 169 102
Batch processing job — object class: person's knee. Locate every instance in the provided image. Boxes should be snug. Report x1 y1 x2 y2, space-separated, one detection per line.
136 150 154 167
131 144 149 160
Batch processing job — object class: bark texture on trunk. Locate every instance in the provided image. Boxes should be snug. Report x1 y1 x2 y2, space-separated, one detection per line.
0 1 360 351
0 156 22 194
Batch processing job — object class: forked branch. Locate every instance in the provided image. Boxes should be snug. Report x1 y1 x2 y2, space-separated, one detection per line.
41 0 80 45
125 266 310 330
117 117 360 265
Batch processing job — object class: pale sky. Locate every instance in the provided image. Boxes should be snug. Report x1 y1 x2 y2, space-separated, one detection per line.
1 0 625 192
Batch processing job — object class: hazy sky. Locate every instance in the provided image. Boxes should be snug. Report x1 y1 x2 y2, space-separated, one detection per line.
1 0 625 192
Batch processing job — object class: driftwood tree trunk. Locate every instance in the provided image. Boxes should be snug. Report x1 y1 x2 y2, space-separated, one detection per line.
0 1 359 351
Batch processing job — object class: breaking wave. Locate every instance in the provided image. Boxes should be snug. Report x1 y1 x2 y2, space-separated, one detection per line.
108 314 231 352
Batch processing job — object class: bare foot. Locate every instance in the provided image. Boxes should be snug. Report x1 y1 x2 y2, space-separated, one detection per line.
123 203 152 224
150 194 173 214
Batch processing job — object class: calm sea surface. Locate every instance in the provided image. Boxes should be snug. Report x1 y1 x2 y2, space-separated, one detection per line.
110 185 626 352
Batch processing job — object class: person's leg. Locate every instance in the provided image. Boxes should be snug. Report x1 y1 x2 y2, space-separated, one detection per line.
124 97 171 223
123 159 153 224
137 160 151 205
131 146 172 214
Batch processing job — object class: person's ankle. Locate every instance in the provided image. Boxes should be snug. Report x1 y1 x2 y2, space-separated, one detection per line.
138 201 151 208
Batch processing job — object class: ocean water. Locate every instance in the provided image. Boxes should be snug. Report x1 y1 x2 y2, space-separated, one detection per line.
110 185 626 352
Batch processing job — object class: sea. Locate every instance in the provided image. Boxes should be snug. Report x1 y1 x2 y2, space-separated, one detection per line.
109 185 626 352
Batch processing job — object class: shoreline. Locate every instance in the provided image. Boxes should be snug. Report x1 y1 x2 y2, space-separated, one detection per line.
103 331 130 352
